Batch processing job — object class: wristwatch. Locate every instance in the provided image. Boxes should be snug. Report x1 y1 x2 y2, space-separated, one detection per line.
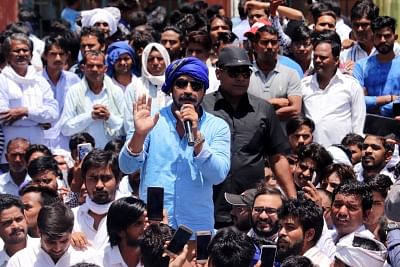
194 132 205 147
386 222 400 232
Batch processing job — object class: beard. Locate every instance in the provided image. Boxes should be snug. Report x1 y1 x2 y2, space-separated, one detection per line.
92 191 112 204
376 43 394 55
276 237 304 262
251 217 279 238
125 232 143 247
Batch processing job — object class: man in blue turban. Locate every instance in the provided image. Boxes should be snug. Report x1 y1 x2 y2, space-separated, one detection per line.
106 41 139 91
119 57 231 243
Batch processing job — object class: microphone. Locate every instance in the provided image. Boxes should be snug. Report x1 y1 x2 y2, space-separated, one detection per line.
184 120 195 146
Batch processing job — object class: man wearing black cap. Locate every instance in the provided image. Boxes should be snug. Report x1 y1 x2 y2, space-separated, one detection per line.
203 46 296 228
225 188 258 232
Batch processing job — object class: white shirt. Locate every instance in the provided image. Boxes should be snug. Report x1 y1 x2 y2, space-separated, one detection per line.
0 66 59 163
117 175 133 197
303 246 332 267
7 238 102 267
0 236 37 267
316 219 336 260
111 75 138 92
355 163 395 183
72 203 109 250
336 18 352 42
41 69 81 150
206 66 220 94
333 225 374 244
301 70 366 147
0 172 31 196
124 77 171 136
61 77 125 149
232 19 250 41
102 244 143 267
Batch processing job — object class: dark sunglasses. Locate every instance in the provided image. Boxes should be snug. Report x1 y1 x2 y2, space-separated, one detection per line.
221 67 252 79
174 79 204 91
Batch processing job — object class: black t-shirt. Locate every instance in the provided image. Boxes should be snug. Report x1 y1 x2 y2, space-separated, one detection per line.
202 90 290 223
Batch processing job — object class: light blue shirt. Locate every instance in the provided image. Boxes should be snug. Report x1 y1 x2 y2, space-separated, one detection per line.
119 104 231 234
353 55 400 116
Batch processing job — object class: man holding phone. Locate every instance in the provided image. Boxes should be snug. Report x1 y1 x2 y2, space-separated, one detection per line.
119 57 230 235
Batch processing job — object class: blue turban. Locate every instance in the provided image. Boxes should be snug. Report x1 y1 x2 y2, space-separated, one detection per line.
161 57 209 94
106 41 139 77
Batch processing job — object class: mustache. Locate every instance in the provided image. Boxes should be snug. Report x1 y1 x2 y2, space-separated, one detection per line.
179 96 197 103
10 228 24 236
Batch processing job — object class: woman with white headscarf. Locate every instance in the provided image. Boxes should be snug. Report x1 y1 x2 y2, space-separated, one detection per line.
124 43 171 136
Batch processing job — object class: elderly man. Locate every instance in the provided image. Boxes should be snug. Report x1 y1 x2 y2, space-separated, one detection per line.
119 57 231 234
61 51 125 148
0 33 59 163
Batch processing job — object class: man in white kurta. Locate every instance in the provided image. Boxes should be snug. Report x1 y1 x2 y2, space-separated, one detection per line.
61 51 124 149
41 36 81 151
301 31 366 148
7 202 102 267
6 238 101 267
0 33 58 163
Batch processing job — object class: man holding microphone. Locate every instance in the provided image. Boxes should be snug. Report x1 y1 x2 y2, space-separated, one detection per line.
119 57 231 234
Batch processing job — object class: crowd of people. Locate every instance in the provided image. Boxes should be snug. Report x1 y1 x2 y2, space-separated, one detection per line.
0 0 400 266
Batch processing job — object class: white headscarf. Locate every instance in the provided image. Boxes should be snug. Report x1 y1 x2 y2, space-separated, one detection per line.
81 7 120 36
335 232 387 267
141 42 171 87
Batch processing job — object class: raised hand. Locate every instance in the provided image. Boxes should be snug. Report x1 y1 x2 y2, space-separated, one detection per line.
133 94 159 136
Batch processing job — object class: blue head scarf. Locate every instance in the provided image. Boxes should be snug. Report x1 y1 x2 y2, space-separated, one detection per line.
106 41 139 77
161 57 209 94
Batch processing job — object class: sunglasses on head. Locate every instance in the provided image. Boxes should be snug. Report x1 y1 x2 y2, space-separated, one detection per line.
174 79 204 91
221 67 252 79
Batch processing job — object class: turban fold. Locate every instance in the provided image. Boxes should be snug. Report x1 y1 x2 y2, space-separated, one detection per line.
106 41 138 77
335 233 387 267
161 57 209 94
81 7 120 36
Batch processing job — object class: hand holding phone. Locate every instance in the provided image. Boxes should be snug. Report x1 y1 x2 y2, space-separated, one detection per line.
165 225 193 256
363 114 400 141
196 231 212 264
77 143 93 161
147 187 164 221
260 245 277 267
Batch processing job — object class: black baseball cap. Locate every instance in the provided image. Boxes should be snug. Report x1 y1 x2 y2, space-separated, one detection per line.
224 188 258 207
217 47 252 68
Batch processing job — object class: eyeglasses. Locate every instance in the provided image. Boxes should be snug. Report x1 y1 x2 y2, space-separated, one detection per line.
221 68 252 79
174 79 204 91
253 206 278 215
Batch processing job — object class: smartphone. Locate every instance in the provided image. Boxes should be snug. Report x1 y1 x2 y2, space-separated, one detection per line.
147 187 164 221
363 114 400 141
165 224 193 256
260 245 277 267
196 231 212 264
77 143 93 161
393 102 400 117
